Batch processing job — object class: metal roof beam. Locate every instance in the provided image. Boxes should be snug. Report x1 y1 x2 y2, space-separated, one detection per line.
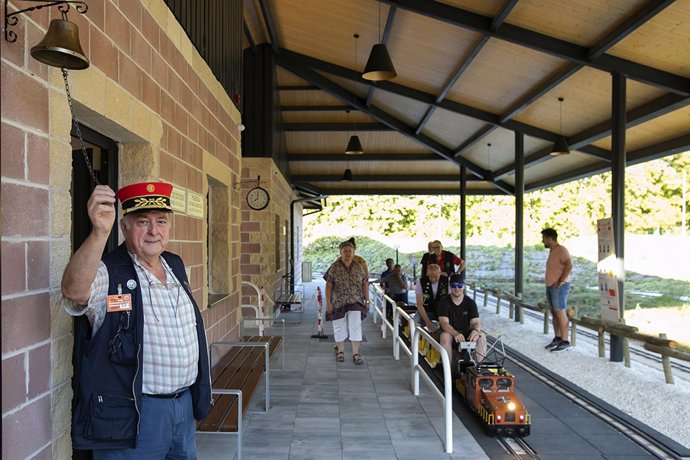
278 49 560 142
243 21 256 55
525 133 690 191
277 85 320 90
383 0 690 95
281 105 352 111
283 123 390 131
278 53 489 176
288 153 440 161
292 174 479 182
257 0 279 55
311 188 507 196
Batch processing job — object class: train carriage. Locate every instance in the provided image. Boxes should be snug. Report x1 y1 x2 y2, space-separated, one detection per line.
455 340 531 437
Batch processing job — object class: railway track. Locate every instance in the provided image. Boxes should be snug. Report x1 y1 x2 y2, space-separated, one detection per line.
501 339 686 460
479 292 690 377
496 435 539 459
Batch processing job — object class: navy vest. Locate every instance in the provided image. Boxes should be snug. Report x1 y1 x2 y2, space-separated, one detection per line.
71 244 211 450
420 275 448 316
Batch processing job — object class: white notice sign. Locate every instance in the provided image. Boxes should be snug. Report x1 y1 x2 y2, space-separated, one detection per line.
597 218 620 321
187 192 204 218
170 187 186 213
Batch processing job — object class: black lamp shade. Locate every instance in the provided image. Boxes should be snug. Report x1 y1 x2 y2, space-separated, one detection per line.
342 169 354 181
362 44 397 81
345 135 364 154
550 137 570 156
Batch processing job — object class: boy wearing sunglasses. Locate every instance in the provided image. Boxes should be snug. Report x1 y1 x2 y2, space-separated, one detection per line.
438 274 487 364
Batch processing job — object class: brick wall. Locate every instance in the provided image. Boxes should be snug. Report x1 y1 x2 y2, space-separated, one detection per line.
0 1 283 458
240 158 299 315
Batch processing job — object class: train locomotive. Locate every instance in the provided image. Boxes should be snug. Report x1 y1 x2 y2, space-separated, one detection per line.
455 340 531 437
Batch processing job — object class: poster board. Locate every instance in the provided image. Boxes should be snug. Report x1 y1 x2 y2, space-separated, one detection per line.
597 218 620 321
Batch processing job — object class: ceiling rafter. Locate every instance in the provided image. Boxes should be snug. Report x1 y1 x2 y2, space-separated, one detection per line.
311 187 506 196
279 49 562 142
283 123 390 131
277 52 515 194
257 0 279 55
415 0 515 135
525 133 690 192
455 0 677 158
291 174 478 183
383 0 690 95
494 94 690 178
288 153 440 161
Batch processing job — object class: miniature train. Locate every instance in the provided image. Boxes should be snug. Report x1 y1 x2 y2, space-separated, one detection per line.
455 341 531 437
412 327 531 437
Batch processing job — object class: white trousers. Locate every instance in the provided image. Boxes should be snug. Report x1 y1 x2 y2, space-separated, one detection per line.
332 311 362 342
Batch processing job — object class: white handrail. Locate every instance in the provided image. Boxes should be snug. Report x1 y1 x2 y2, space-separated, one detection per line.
369 282 453 453
241 281 265 335
412 326 453 454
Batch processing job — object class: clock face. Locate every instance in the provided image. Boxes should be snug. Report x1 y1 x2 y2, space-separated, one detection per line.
247 186 270 210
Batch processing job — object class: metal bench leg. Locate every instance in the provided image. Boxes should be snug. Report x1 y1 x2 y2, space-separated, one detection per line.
211 389 242 460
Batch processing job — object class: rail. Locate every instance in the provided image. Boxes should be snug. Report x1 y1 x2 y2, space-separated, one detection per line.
369 282 453 453
411 326 454 454
471 283 689 384
241 281 266 335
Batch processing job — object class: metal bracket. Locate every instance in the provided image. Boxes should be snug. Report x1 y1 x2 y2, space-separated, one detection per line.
4 0 88 42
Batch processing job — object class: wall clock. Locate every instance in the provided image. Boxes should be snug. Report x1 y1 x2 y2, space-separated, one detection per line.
247 186 270 210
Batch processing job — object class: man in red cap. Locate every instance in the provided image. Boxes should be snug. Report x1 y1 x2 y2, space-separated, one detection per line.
60 183 211 458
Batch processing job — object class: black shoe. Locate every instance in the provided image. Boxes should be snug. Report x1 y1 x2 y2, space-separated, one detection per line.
545 337 560 350
551 341 572 352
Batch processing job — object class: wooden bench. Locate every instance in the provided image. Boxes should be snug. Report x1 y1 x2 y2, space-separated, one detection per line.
197 335 282 459
275 291 303 305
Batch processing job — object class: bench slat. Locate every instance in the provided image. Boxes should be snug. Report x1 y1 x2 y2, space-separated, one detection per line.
198 336 282 433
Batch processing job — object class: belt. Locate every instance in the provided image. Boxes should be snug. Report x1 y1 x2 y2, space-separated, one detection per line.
146 388 188 399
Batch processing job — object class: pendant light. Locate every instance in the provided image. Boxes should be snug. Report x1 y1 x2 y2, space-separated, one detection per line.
550 97 570 156
362 1 397 81
342 168 354 181
346 34 364 154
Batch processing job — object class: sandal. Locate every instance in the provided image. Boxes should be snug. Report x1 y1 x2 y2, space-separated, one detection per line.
336 351 345 362
353 354 363 365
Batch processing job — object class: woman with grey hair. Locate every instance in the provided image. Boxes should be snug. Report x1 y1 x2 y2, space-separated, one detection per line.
324 238 370 365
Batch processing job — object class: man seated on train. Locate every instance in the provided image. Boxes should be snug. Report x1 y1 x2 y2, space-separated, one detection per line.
414 264 448 333
372 264 409 303
438 274 487 363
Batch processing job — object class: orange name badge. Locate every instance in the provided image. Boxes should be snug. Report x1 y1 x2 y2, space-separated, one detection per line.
107 294 132 312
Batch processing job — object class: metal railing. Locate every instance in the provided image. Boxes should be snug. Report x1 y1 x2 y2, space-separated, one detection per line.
412 326 454 454
472 283 689 384
369 283 454 453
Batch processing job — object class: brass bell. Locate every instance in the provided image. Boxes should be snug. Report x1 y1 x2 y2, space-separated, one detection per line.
31 19 89 70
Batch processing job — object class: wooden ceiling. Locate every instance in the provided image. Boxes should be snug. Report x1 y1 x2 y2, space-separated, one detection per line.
243 0 690 196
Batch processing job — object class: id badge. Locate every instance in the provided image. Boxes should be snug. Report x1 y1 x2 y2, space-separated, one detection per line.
107 294 132 312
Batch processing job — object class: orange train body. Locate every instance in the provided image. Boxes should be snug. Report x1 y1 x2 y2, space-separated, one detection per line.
456 364 531 437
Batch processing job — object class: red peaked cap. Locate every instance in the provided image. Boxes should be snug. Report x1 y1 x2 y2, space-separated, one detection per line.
116 182 173 215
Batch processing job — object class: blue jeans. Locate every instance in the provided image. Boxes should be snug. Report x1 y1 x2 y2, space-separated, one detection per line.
546 283 571 311
94 389 197 460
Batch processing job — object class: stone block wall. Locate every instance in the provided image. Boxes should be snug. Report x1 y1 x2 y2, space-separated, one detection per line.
240 158 300 315
0 1 279 457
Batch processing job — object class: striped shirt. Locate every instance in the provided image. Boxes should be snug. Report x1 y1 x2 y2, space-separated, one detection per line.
62 253 199 395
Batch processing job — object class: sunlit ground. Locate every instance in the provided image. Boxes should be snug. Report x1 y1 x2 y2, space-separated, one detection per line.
625 306 690 347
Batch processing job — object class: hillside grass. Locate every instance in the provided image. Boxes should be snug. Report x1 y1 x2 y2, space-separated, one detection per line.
304 236 690 319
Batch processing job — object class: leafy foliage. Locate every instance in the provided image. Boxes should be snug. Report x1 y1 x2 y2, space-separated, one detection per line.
304 237 690 319
304 153 690 246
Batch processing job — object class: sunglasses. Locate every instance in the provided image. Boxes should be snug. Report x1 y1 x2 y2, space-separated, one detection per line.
450 283 464 289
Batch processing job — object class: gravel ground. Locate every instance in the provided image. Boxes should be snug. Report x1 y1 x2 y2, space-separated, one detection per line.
478 305 690 449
